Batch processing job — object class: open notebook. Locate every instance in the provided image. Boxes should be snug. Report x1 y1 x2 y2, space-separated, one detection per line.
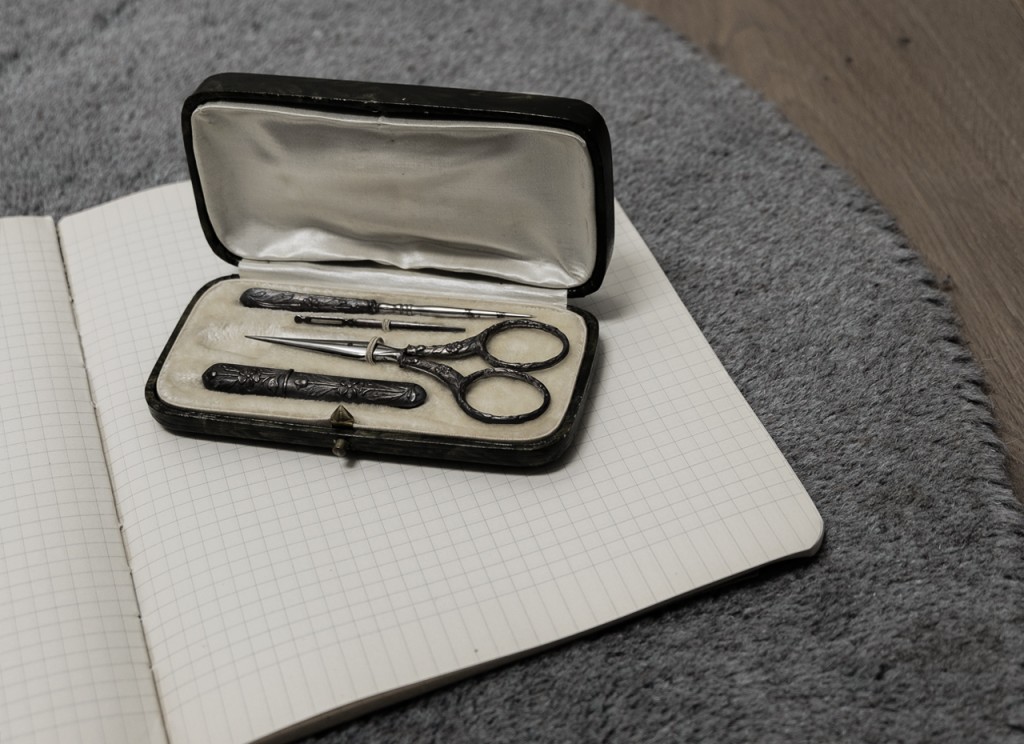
0 183 823 744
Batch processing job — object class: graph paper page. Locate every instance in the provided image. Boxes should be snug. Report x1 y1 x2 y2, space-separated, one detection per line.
58 183 823 744
0 218 166 744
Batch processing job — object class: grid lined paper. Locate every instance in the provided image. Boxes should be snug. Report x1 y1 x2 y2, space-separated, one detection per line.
0 218 166 744
57 183 823 744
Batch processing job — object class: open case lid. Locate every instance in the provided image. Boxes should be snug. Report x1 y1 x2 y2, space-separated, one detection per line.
182 73 614 298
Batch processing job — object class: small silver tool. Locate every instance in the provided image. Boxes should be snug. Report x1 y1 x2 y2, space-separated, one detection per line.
240 287 531 320
294 315 465 333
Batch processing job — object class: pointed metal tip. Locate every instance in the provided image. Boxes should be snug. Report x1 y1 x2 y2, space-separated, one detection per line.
467 310 533 319
247 335 299 348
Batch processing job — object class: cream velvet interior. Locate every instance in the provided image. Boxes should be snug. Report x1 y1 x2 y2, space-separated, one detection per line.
156 278 589 443
190 102 598 289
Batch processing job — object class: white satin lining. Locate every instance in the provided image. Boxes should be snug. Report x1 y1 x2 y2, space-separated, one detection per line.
191 102 598 289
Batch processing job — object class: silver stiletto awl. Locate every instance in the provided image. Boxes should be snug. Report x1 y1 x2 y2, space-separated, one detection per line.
240 287 530 320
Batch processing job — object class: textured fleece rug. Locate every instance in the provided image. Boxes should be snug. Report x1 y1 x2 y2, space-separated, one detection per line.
2 1 1022 741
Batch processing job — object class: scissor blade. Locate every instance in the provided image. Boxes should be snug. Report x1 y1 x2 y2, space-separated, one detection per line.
247 335 370 360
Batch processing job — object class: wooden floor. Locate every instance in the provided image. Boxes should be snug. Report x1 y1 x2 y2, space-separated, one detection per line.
624 0 1024 499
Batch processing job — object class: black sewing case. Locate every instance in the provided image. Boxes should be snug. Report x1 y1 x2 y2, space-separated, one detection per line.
146 73 613 467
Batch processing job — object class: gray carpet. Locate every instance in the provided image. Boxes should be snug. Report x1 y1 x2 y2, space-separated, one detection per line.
3 1 1023 741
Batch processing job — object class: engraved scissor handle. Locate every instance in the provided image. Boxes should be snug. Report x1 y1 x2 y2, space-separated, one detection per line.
400 318 570 372
394 355 551 424
381 319 568 423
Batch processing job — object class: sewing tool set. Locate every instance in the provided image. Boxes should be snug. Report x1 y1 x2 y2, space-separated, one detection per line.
206 288 571 425
146 73 611 465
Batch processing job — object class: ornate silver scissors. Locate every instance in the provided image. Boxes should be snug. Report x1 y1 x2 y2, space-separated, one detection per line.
248 319 570 424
